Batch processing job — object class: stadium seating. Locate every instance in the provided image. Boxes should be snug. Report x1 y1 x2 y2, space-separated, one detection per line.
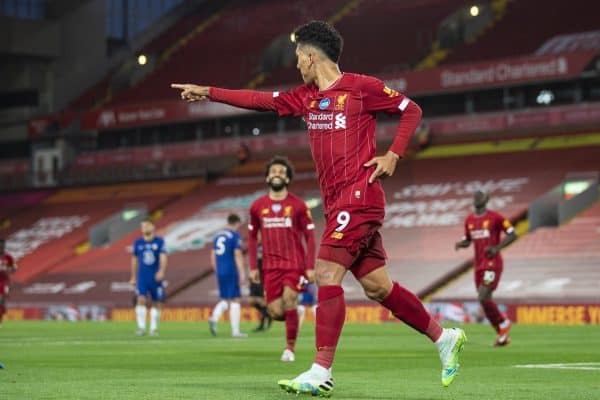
7 180 201 285
109 0 348 106
441 0 598 65
171 145 600 304
8 172 318 306
260 0 467 87
434 200 600 303
7 140 599 307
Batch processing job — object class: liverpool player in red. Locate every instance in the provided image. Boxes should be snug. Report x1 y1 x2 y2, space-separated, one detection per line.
455 190 516 346
172 20 466 396
0 238 17 325
247 156 316 362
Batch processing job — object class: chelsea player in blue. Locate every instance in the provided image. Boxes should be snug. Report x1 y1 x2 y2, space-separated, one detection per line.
130 219 167 336
209 214 247 338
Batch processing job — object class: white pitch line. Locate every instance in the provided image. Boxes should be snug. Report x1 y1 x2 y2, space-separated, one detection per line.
515 362 600 371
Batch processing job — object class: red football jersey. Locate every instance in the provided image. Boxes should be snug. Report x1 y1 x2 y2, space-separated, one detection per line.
272 73 414 214
0 253 15 282
248 193 316 271
464 210 514 268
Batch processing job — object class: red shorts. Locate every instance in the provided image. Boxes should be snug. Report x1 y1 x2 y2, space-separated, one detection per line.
0 280 9 297
474 257 503 290
263 268 302 303
318 206 387 279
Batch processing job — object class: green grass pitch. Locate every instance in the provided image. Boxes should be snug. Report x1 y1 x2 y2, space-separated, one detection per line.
1 321 599 399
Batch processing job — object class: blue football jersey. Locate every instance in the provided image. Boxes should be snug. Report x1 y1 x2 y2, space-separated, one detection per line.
133 236 166 282
213 229 241 276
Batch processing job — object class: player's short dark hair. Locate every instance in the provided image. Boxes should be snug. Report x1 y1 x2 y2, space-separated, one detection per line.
265 156 294 182
227 213 241 225
293 20 343 62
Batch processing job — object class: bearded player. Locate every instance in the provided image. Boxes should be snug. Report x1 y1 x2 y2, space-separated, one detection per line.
246 156 316 362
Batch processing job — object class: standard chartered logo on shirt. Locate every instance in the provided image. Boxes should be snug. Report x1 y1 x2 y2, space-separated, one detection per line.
306 112 346 130
143 250 156 265
335 114 346 129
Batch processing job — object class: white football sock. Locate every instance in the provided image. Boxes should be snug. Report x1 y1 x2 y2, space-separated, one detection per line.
135 305 147 331
150 307 160 332
211 300 229 322
230 302 241 335
297 305 306 326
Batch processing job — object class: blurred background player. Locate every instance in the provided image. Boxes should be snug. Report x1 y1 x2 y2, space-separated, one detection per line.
248 243 272 332
0 238 17 325
129 219 167 336
208 213 247 338
172 20 466 395
455 190 517 346
247 156 316 362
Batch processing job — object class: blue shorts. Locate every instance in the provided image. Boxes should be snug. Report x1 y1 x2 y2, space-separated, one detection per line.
136 280 165 302
217 275 240 299
299 284 316 306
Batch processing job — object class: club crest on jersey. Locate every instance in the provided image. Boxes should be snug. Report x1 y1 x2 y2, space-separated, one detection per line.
309 100 317 109
271 204 282 213
335 94 347 110
262 208 269 215
284 206 293 217
319 98 331 110
483 220 490 229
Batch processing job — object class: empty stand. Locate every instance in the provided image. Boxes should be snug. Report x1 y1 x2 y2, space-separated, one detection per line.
261 0 467 87
110 0 347 106
8 145 600 306
9 174 318 307
433 192 600 303
375 146 600 299
442 0 599 65
7 179 201 285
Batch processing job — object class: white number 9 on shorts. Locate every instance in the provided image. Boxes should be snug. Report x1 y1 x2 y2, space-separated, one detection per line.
335 211 351 232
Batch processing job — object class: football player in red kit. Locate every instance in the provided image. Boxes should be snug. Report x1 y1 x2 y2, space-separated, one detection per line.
0 238 17 325
456 190 517 346
248 157 316 362
172 20 466 396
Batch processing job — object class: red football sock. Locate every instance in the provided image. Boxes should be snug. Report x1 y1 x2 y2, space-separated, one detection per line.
314 285 345 369
284 309 299 352
481 300 504 330
380 282 442 342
